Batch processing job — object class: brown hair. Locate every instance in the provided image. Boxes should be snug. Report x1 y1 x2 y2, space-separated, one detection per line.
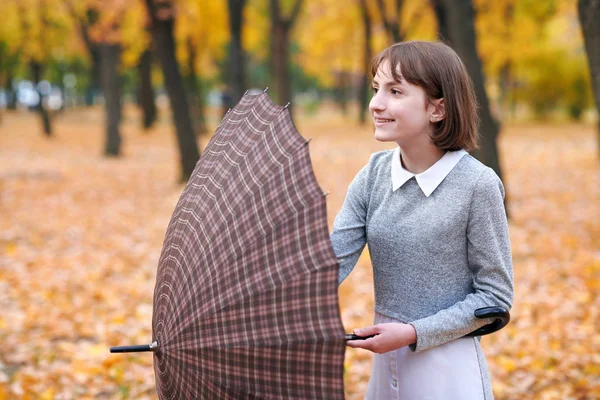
371 41 479 151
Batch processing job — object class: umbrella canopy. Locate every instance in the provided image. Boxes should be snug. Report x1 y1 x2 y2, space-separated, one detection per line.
151 91 346 399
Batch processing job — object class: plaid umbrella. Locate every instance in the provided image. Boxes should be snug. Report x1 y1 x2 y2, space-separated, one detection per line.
112 90 346 399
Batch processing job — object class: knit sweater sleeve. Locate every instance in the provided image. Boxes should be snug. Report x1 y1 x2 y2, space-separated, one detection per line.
409 168 514 352
330 164 369 284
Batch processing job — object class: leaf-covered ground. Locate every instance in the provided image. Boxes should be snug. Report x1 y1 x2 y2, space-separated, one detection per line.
0 107 598 399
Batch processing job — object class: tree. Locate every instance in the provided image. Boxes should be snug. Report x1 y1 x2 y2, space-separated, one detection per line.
137 48 157 130
358 0 373 124
375 0 405 43
429 0 449 42
144 0 200 182
84 0 128 156
64 1 101 106
434 0 504 183
578 0 600 153
185 36 207 135
67 0 154 155
99 41 122 156
30 60 52 136
294 0 365 116
269 0 304 108
374 0 432 45
0 36 20 111
175 0 227 133
227 0 247 107
16 0 58 137
472 0 561 121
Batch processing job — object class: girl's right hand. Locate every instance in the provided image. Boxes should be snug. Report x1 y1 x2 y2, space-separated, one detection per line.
346 323 417 354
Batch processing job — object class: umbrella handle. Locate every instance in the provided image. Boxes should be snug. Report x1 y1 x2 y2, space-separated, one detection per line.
110 341 158 353
464 306 510 337
344 334 376 341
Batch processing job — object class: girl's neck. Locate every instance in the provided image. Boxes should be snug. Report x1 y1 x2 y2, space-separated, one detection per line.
399 143 445 174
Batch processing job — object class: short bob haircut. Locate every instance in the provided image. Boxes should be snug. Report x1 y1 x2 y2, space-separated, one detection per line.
371 41 479 151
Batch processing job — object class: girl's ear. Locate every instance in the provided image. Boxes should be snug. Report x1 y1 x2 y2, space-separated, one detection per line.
430 98 446 123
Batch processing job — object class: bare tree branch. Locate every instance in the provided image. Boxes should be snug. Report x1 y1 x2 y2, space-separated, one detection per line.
289 0 304 26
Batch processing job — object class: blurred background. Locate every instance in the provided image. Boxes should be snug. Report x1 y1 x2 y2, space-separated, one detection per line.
0 0 598 399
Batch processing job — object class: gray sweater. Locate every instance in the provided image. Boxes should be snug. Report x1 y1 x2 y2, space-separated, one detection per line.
331 149 513 353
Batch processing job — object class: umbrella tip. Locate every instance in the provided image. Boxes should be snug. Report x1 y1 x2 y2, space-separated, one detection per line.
109 341 159 353
263 87 269 93
324 191 330 197
244 90 249 95
284 102 291 109
226 108 231 114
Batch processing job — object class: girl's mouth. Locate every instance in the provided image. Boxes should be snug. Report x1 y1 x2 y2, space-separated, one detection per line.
374 118 395 125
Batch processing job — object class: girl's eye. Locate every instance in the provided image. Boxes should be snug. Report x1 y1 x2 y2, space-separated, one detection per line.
371 87 378 94
391 89 402 95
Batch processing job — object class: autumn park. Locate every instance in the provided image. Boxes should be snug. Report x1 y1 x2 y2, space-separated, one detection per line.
0 0 599 398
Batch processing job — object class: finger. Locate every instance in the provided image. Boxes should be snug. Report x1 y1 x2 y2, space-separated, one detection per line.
346 340 371 349
353 325 379 337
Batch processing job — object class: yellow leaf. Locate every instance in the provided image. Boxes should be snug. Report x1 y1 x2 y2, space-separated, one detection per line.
40 388 55 400
3 242 17 256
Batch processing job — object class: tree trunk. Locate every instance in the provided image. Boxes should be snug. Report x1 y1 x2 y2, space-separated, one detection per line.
0 50 3 123
84 47 101 106
227 0 247 107
138 49 157 130
578 0 600 154
30 61 52 137
145 0 200 182
66 3 101 107
270 13 291 106
6 68 17 110
334 72 349 115
375 0 404 43
437 0 504 184
99 43 122 156
430 0 450 43
269 0 304 113
186 38 207 136
359 0 373 124
498 62 513 119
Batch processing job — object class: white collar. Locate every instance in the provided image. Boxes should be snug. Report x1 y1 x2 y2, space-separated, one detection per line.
391 147 468 196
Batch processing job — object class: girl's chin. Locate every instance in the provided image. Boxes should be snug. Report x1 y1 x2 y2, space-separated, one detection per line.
373 130 399 142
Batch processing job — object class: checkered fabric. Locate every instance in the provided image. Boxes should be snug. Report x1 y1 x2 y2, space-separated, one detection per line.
152 92 346 399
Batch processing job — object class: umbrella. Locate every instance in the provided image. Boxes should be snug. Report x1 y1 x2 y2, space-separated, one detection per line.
111 90 346 399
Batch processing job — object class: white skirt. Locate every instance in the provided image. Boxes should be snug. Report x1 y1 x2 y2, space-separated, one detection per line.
364 312 489 400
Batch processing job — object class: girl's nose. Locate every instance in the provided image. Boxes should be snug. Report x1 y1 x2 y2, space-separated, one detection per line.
369 93 384 113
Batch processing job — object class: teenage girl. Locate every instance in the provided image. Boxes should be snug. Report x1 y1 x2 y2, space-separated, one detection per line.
331 41 514 399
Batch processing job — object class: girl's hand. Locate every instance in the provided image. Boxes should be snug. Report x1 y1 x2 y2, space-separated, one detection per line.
346 323 417 354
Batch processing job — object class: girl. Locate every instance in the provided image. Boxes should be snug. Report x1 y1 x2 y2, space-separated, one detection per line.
331 41 514 399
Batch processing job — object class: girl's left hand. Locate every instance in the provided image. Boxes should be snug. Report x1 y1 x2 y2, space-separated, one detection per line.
346 323 417 354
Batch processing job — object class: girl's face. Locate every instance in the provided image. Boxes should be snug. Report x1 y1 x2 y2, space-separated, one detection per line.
369 61 439 147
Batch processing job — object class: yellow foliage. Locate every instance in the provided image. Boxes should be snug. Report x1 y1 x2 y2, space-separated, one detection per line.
400 0 437 41
474 0 589 117
296 0 363 86
0 0 78 63
120 2 150 68
40 388 54 400
295 0 435 88
243 0 270 60
175 0 228 78
0 1 23 54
